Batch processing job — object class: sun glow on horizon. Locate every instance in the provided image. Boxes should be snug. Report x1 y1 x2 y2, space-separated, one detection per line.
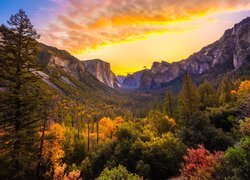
71 10 250 75
18 0 249 75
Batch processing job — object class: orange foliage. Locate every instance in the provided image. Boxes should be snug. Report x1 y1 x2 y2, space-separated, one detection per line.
165 115 177 126
238 80 250 93
114 117 124 125
237 80 250 98
98 117 124 142
54 163 81 180
53 163 67 180
237 80 250 116
230 90 237 95
99 117 115 139
42 123 65 174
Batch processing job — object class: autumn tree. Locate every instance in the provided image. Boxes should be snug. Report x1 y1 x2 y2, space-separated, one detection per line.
53 163 81 180
38 123 65 178
178 74 200 123
181 145 223 180
0 9 48 178
237 80 250 117
98 117 124 142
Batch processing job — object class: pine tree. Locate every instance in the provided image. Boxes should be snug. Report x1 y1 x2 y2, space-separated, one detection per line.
164 90 176 118
0 9 48 178
198 80 218 110
178 74 200 123
219 77 233 104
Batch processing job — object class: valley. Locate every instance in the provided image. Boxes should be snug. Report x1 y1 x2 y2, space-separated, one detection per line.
0 7 249 180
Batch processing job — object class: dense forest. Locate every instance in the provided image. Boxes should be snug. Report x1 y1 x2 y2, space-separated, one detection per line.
0 10 250 180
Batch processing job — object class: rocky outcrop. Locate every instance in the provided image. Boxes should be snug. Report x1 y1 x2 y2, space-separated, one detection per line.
121 70 148 89
121 17 250 90
38 43 89 81
48 55 88 81
82 59 119 88
232 18 250 69
37 43 111 92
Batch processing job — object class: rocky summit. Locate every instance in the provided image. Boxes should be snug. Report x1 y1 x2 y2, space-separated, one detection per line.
121 17 250 90
82 59 119 88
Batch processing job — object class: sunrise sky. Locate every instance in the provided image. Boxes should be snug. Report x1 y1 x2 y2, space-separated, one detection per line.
1 0 250 75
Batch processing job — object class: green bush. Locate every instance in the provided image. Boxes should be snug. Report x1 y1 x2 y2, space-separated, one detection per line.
97 165 141 180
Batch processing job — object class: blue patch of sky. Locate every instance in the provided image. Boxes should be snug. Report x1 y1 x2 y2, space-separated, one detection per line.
0 0 56 25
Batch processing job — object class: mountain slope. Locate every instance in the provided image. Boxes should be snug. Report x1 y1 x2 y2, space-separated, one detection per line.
82 59 119 88
121 17 250 90
36 43 117 100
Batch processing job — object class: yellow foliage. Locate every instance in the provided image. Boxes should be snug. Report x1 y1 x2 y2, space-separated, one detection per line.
238 80 250 94
98 117 124 142
114 116 124 125
237 80 250 116
99 117 116 139
42 123 65 173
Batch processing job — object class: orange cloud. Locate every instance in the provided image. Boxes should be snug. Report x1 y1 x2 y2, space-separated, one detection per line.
40 0 250 53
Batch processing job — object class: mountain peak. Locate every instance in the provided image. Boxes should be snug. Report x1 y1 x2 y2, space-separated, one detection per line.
82 59 119 88
121 17 250 90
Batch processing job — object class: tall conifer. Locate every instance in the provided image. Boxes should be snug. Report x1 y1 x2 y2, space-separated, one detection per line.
164 90 176 118
178 74 200 123
0 9 48 178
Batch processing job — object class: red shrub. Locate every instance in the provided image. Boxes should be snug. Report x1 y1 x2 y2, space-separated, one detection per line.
181 145 223 179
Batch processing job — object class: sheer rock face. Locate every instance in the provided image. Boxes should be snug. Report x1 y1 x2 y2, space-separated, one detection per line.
38 44 119 89
82 59 119 88
121 17 250 90
233 18 250 69
37 43 111 92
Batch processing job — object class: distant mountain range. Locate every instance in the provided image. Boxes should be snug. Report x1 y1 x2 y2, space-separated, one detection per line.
36 17 250 94
121 17 250 90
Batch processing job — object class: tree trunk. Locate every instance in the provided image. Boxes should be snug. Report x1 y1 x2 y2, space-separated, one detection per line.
14 96 21 178
36 117 47 178
13 64 21 178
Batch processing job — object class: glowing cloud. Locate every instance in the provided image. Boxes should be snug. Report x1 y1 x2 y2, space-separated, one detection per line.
38 0 250 74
